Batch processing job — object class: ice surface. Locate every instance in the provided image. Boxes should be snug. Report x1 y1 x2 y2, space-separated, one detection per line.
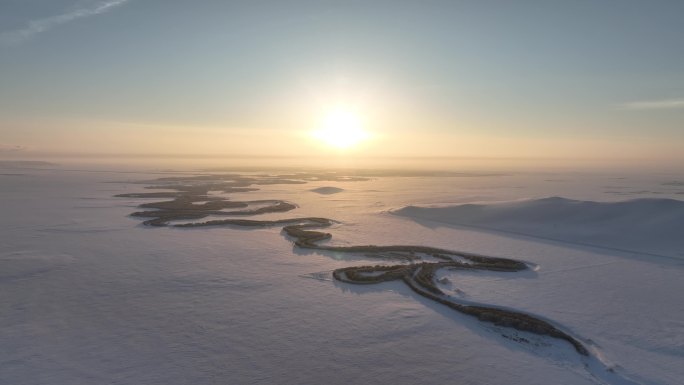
1 166 683 384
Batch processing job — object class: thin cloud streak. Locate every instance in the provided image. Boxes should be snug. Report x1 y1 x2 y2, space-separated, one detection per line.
0 144 27 152
0 0 130 45
619 99 684 110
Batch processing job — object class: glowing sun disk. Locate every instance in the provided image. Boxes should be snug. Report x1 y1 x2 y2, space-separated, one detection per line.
313 109 368 149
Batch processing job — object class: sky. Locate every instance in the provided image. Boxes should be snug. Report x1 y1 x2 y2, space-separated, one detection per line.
1 0 683 167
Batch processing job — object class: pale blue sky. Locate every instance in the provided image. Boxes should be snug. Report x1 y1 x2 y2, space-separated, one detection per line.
1 0 683 161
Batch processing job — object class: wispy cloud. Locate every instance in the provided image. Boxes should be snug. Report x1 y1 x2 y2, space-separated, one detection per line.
619 98 684 110
0 0 130 46
0 144 27 152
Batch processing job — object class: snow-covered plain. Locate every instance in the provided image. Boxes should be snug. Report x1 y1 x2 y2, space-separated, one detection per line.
1 165 683 384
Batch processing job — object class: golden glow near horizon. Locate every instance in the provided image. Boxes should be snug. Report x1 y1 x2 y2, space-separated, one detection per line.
312 107 369 149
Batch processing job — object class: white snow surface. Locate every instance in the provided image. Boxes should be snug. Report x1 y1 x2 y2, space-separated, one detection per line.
394 197 684 259
1 166 683 385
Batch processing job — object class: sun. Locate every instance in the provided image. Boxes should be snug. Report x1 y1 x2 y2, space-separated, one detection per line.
312 107 368 149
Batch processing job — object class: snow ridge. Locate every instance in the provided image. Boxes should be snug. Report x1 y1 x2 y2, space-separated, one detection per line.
394 197 684 259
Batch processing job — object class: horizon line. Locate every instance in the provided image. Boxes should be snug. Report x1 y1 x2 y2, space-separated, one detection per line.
0 152 669 160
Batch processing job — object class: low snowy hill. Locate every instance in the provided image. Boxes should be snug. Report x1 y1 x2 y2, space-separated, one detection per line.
395 197 684 259
309 186 345 195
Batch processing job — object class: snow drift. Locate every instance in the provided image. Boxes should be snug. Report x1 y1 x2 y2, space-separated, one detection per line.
394 197 684 259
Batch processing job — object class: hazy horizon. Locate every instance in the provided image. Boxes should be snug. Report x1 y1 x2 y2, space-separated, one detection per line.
3 153 683 174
